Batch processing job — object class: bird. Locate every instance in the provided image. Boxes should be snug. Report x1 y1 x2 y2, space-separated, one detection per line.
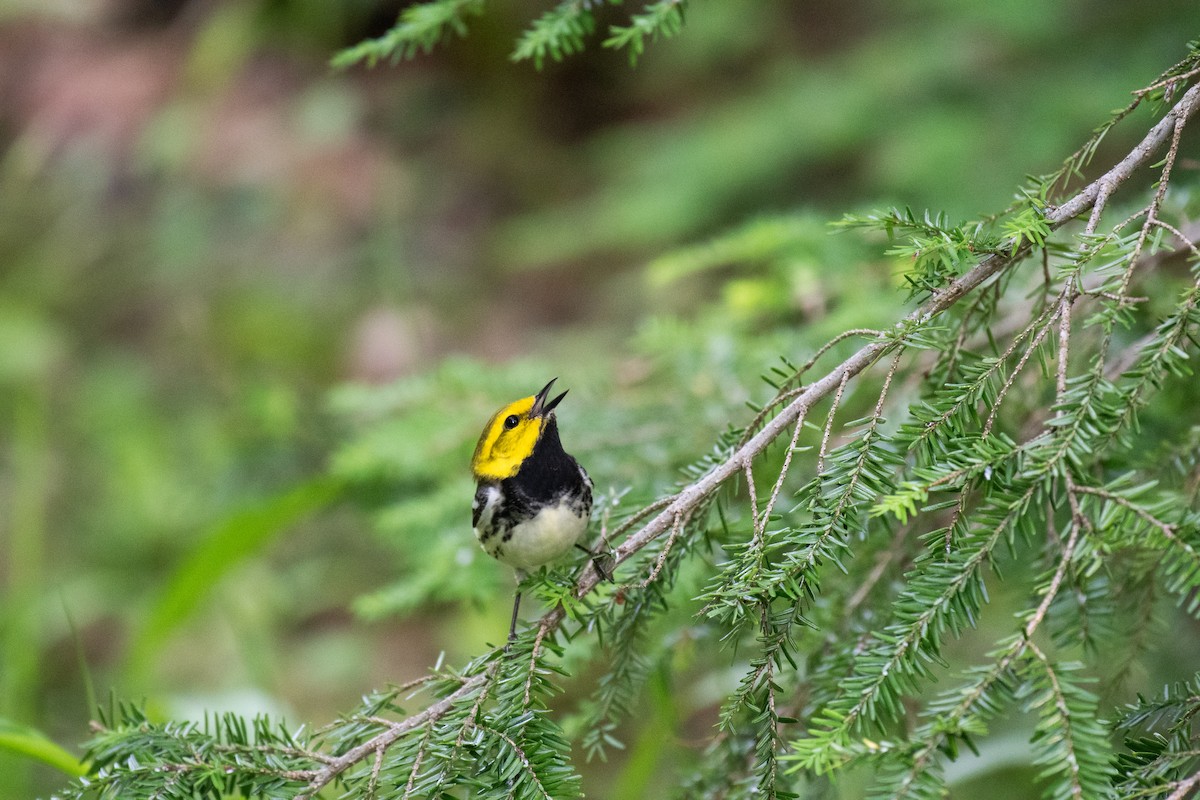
470 378 598 645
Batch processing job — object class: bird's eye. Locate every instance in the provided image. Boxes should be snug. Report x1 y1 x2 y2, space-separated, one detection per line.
504 415 520 429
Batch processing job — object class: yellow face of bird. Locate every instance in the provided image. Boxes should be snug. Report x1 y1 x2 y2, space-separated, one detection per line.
470 380 569 481
471 396 542 480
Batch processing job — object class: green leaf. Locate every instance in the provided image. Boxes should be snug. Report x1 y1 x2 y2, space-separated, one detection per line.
0 718 87 777
127 476 343 673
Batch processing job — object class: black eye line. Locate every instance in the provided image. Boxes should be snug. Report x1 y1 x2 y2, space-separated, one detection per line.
504 414 520 429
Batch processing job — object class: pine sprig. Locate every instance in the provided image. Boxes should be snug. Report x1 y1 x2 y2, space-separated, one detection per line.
790 474 1044 774
512 1 600 69
874 643 1023 800
332 0 486 67
603 0 687 65
66 701 322 800
1020 647 1116 800
837 208 1003 298
1113 675 1200 800
334 0 689 69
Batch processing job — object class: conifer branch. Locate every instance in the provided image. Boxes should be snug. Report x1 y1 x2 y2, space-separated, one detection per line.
1167 770 1200 800
332 0 486 67
634 510 685 589
816 371 851 473
294 694 464 799
1046 83 1200 225
883 421 1096 796
760 412 809 535
254 78 1200 797
1025 642 1087 800
66 53 1200 800
735 328 884 452
981 297 1061 436
1072 484 1180 540
1152 218 1200 260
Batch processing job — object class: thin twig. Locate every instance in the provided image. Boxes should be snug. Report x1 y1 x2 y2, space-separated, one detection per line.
876 350 905 415
1084 180 1117 235
1136 64 1200 97
485 725 554 800
1027 640 1086 800
1152 218 1200 260
736 329 884 450
604 494 677 547
399 728 427 797
817 371 851 474
944 490 969 555
928 295 1060 443
743 459 761 538
1024 481 1085 640
523 622 553 708
797 328 886 378
759 411 809 535
983 302 1061 436
1166 769 1200 800
636 510 686 590
1114 104 1189 306
1071 485 1180 540
1049 83 1200 225
1079 288 1148 303
453 660 500 751
1056 278 1076 402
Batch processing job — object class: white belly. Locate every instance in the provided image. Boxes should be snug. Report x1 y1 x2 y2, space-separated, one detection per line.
482 501 588 574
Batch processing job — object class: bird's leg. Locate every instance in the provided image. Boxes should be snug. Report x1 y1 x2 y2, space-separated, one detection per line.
503 569 533 650
506 590 522 649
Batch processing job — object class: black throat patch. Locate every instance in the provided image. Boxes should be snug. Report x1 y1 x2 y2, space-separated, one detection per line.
505 417 581 504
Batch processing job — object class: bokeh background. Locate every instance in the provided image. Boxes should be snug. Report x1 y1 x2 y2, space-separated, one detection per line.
0 1 1196 797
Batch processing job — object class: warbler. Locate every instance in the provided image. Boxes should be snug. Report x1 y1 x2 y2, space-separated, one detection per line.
470 378 597 643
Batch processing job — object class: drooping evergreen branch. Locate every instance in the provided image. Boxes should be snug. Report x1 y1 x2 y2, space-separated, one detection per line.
884 502 1088 799
335 0 690 69
512 1 598 68
331 0 487 67
1047 82 1200 225
1021 642 1114 800
287 77 1200 799
66 57 1200 800
603 0 687 65
1113 673 1200 799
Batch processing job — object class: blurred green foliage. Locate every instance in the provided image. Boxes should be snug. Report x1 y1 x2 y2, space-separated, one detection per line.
0 0 1197 797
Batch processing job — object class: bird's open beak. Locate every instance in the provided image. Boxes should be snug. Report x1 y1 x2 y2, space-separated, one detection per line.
531 378 568 417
